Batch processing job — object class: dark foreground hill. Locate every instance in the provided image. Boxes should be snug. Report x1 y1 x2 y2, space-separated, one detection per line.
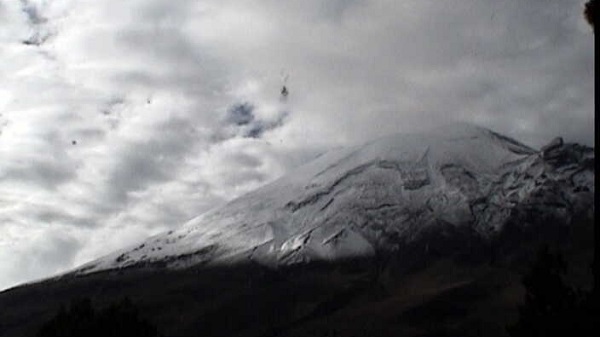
0 124 594 336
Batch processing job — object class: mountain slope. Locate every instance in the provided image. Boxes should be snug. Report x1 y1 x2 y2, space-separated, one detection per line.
0 123 593 337
70 123 592 275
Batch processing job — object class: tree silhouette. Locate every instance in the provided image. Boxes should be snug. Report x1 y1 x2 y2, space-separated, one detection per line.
37 297 161 337
585 0 597 31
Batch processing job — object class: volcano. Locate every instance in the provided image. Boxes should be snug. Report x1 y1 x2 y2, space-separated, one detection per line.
0 124 594 337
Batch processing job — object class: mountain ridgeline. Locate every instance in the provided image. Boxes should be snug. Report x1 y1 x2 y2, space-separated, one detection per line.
0 124 594 337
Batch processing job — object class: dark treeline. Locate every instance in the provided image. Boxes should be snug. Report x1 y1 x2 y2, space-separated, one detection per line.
36 297 162 337
507 245 597 336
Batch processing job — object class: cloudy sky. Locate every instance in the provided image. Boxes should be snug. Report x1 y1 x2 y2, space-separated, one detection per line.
0 0 594 290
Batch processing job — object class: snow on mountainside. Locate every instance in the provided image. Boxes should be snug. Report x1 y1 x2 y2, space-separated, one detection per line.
71 123 594 275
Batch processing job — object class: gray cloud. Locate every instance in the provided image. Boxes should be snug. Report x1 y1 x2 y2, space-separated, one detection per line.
223 101 289 138
227 102 255 126
104 118 197 204
19 0 53 46
20 0 46 25
0 0 593 290
0 227 81 289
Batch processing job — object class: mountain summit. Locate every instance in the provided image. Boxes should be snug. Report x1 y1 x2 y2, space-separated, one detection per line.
72 123 592 274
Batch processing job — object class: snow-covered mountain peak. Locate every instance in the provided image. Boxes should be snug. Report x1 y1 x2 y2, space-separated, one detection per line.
72 124 592 275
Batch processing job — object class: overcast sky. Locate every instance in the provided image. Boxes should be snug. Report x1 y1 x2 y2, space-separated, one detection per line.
0 0 594 290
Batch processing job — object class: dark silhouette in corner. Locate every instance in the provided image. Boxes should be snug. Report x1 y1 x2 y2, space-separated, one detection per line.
507 245 597 336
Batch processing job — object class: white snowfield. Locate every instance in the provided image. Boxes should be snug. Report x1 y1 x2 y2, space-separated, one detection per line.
72 123 594 274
